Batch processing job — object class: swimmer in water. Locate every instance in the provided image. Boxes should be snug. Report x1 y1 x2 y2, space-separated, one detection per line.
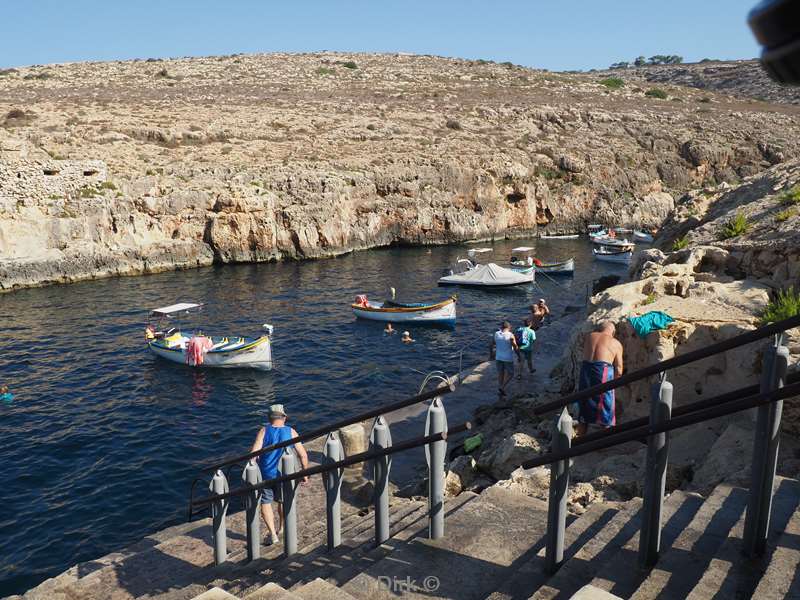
0 385 13 403
384 323 395 335
402 331 415 344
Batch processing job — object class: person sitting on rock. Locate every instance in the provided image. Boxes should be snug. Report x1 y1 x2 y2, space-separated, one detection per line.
250 404 309 545
575 321 624 437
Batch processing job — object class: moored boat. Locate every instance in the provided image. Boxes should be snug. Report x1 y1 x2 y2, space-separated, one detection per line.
535 257 575 275
539 233 580 239
146 303 273 370
593 247 633 264
352 295 457 325
439 263 534 287
634 230 655 243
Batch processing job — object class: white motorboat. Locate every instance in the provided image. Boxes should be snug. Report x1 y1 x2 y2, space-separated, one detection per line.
593 247 633 264
439 262 534 287
145 303 273 370
591 234 635 248
634 230 655 243
352 295 457 325
539 233 580 239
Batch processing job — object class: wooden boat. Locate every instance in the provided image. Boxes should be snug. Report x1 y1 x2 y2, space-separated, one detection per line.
352 295 457 325
535 257 575 275
539 233 580 239
593 247 633 264
509 247 575 275
590 234 635 248
146 303 273 370
439 263 534 287
634 230 655 243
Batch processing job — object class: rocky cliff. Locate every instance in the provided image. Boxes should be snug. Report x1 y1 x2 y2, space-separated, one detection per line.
2 53 800 290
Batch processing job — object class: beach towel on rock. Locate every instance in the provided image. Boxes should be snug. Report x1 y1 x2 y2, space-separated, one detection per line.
628 311 674 338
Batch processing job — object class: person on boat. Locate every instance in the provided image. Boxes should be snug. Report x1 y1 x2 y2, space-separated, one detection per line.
530 299 550 330
250 404 309 546
401 331 414 343
490 321 519 398
384 323 396 335
515 318 536 378
575 321 624 437
0 385 13 403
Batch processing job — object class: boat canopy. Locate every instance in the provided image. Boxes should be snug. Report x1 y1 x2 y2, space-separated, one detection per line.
447 263 533 285
151 302 202 316
511 246 535 253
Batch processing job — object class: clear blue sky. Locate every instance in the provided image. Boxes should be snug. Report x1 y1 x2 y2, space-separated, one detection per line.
0 0 760 71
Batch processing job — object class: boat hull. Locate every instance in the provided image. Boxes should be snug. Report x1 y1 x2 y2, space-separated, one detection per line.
148 336 273 370
593 249 632 264
352 298 457 324
535 257 575 274
634 231 654 243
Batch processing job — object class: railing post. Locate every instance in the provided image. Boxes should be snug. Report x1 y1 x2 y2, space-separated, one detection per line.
281 448 298 557
639 374 673 568
243 459 261 562
545 408 572 574
744 337 789 557
209 470 229 566
324 432 344 550
370 416 392 545
426 398 448 539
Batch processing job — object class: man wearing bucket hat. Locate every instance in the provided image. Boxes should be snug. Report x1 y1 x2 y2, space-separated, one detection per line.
250 403 309 546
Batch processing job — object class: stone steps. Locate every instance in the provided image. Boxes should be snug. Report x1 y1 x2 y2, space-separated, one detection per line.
585 490 705 599
341 486 550 600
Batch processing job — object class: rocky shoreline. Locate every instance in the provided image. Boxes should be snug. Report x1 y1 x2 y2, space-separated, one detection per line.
3 54 800 291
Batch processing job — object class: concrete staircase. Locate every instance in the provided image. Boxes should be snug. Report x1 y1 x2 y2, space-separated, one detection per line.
14 477 800 600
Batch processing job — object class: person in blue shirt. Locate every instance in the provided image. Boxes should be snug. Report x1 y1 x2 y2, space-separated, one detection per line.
0 385 12 403
250 404 309 546
515 318 536 378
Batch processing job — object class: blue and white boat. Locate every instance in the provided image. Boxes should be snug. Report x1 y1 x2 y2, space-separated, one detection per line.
145 303 274 370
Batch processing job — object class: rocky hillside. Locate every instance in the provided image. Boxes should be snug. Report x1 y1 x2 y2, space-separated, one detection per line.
598 59 800 105
2 53 800 290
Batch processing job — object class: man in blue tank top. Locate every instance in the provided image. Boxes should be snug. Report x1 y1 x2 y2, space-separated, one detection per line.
250 404 309 545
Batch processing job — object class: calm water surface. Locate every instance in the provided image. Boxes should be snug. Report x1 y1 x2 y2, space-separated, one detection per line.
0 238 625 595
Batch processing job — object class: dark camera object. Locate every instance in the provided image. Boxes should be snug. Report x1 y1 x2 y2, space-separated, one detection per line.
749 0 800 84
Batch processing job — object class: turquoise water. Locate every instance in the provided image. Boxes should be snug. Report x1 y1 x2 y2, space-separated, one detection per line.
0 238 626 595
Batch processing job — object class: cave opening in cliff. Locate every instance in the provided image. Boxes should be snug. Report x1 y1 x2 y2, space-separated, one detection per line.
506 192 525 203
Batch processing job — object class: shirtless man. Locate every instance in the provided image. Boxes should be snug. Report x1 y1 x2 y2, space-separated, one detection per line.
575 321 624 437
530 299 550 330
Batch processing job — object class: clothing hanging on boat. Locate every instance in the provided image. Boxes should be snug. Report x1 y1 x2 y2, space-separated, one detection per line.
186 335 214 366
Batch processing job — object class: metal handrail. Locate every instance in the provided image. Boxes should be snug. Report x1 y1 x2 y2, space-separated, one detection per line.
192 421 472 509
197 380 456 474
533 313 800 416
574 370 800 446
522 380 800 470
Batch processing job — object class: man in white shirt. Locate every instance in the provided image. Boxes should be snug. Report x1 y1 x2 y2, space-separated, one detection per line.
490 321 519 397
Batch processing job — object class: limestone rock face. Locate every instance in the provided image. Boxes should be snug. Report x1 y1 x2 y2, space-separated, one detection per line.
556 245 772 423
1 53 799 291
489 433 542 480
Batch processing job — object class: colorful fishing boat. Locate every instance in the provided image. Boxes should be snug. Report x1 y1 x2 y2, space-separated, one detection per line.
145 303 273 370
509 247 575 275
352 295 457 325
593 247 633 264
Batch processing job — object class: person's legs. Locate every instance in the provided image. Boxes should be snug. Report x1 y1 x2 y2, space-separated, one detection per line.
501 360 513 391
260 487 280 543
496 360 507 395
525 351 533 373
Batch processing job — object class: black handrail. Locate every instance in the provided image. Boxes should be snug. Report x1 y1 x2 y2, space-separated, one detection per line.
533 313 800 416
192 421 472 509
199 381 456 474
521 380 800 470
573 370 800 446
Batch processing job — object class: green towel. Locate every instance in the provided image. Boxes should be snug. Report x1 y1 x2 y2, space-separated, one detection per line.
464 433 483 454
628 311 674 338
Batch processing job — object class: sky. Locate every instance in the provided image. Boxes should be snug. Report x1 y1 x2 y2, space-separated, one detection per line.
0 1 761 71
